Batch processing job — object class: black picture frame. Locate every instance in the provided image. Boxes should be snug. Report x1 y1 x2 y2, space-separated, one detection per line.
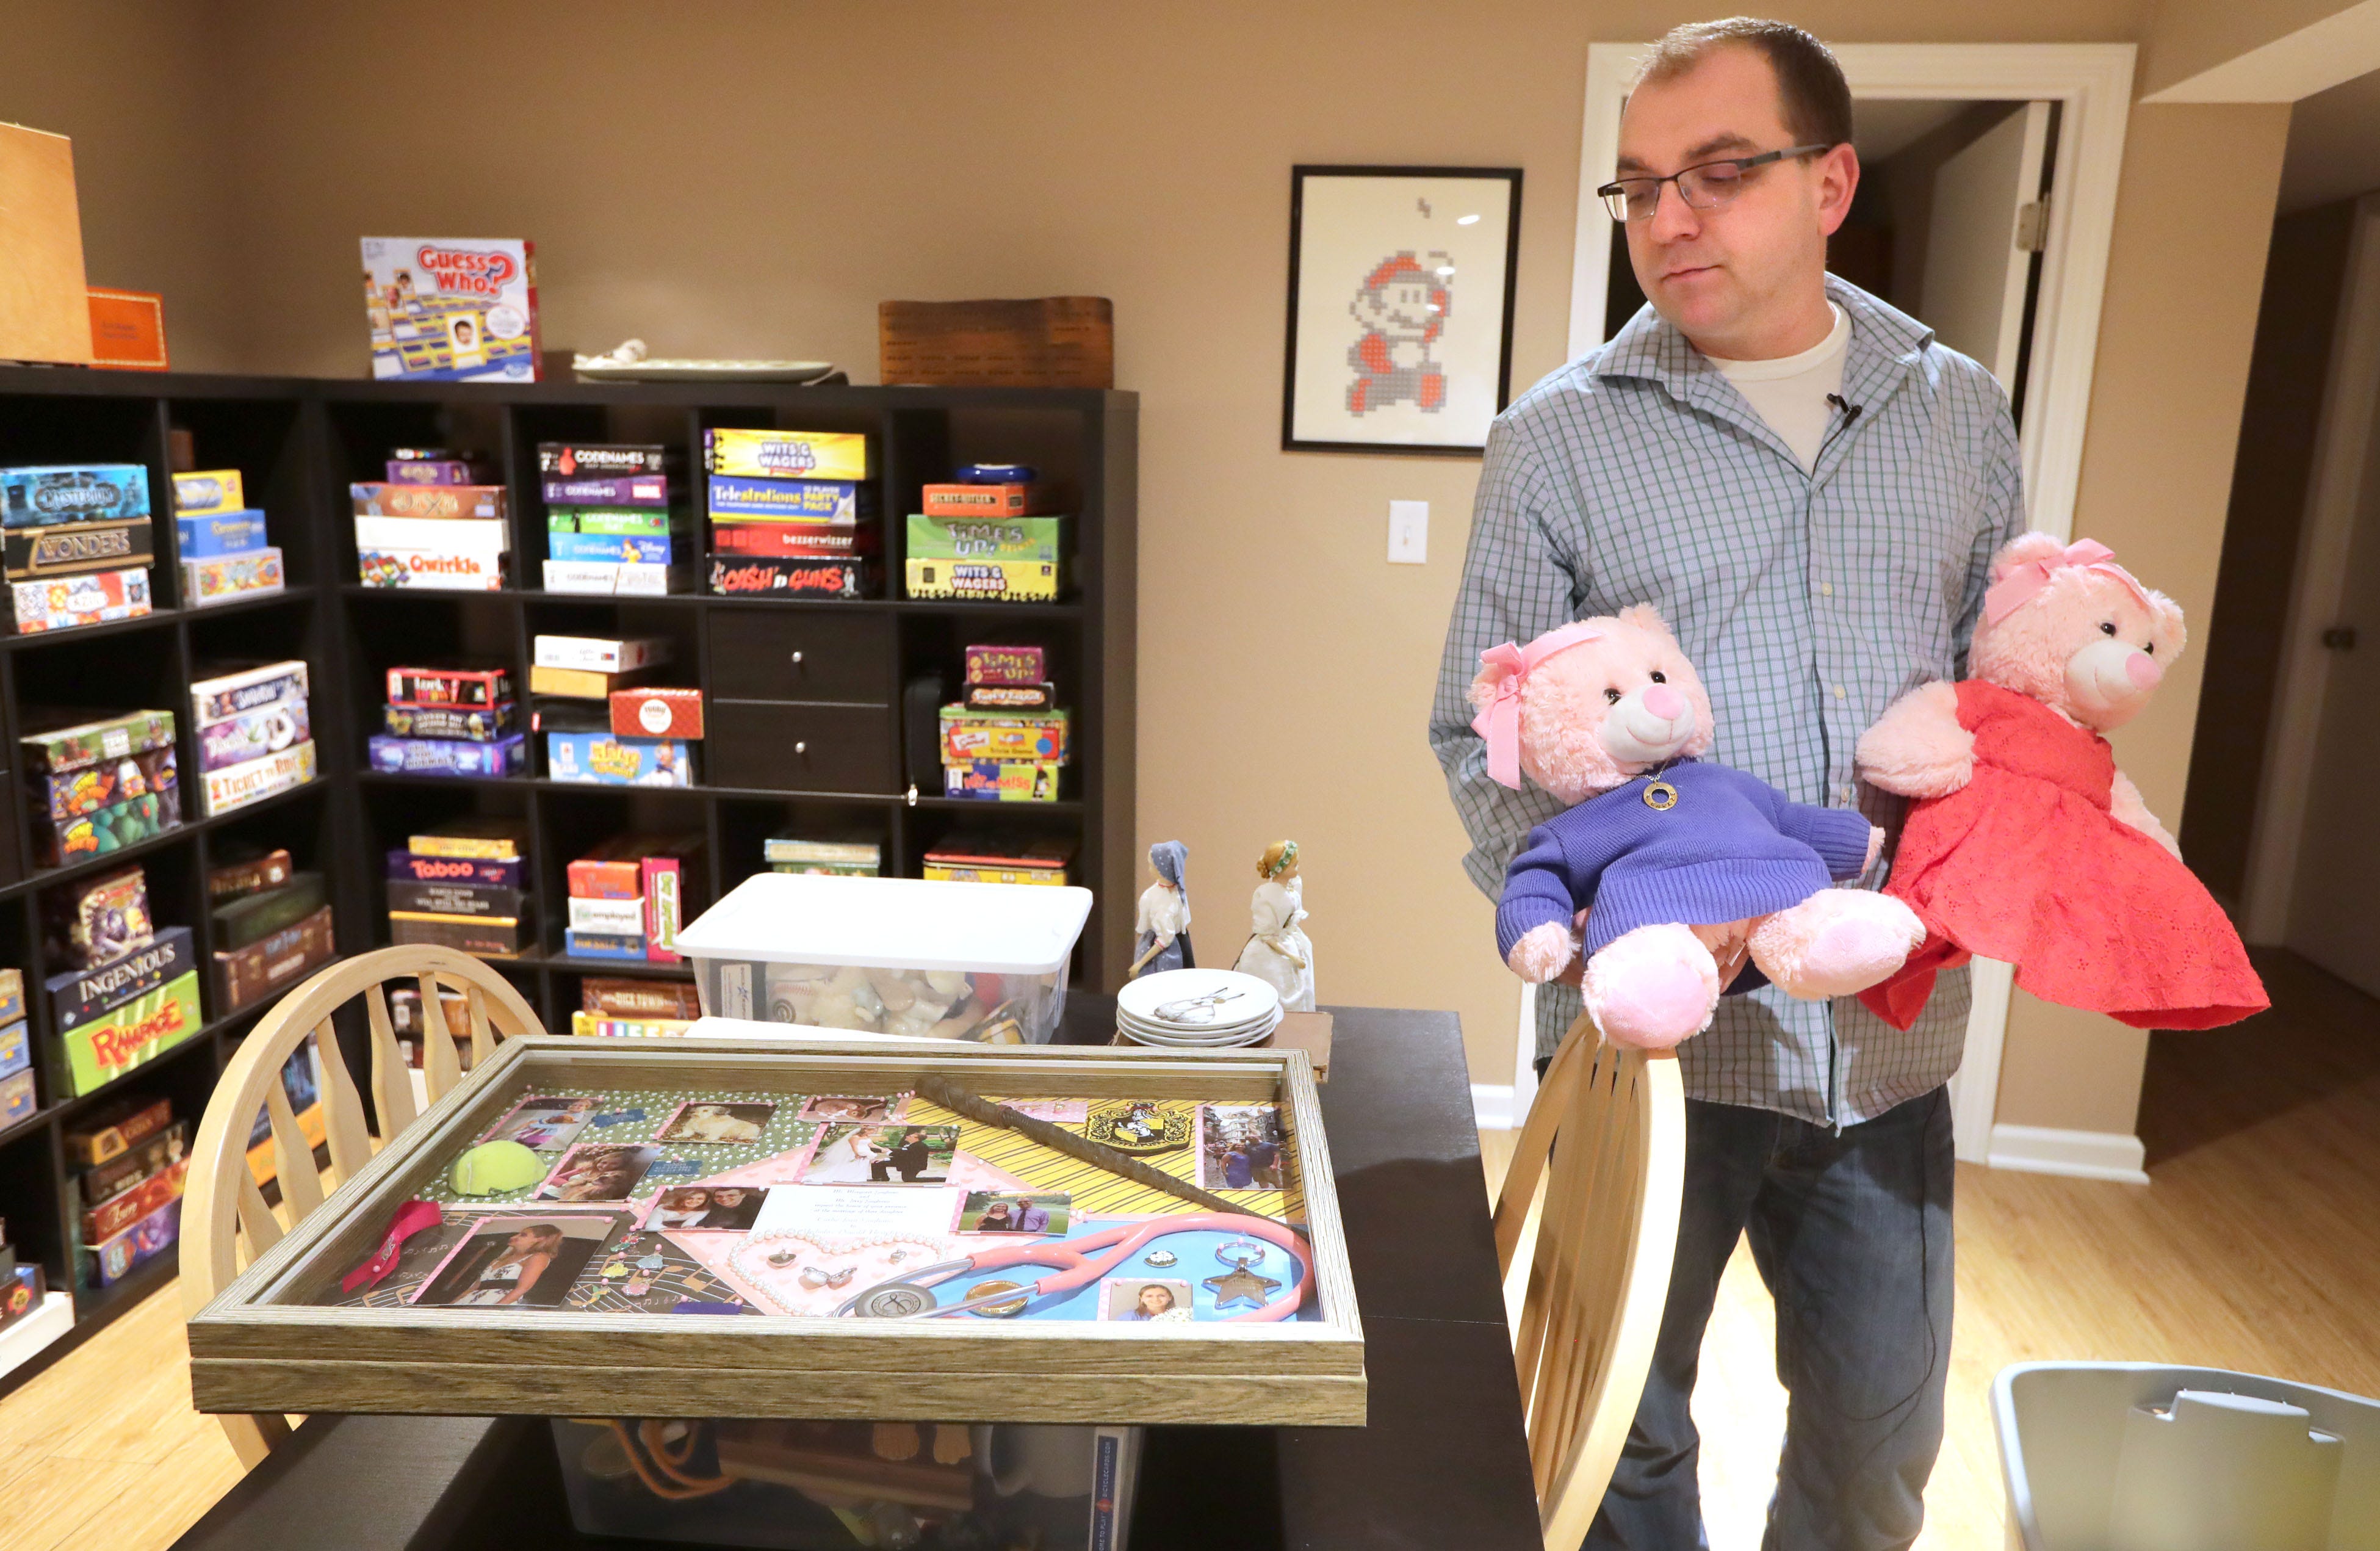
1282 165 1524 457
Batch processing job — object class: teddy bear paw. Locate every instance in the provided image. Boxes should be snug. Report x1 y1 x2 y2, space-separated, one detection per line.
1751 891 1927 999
1582 923 1721 1049
1506 921 1577 983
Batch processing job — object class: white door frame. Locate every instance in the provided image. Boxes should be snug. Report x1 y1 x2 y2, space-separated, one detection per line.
2240 193 2380 945
1560 43 2136 1162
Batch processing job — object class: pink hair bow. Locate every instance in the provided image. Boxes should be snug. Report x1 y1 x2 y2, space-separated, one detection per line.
1471 621 1606 790
1983 538 2152 627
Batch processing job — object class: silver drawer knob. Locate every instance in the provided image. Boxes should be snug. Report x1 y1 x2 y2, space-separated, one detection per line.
789 651 804 665
794 742 807 755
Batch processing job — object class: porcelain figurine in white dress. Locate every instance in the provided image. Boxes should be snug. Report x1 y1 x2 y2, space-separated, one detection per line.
1131 841 1194 978
1233 841 1314 1011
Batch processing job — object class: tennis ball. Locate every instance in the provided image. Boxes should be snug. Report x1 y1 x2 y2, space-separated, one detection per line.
450 1140 546 1195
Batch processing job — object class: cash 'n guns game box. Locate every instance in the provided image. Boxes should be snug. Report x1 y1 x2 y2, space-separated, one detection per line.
360 237 541 381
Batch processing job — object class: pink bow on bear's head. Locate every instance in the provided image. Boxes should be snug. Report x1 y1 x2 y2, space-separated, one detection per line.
1471 621 1606 790
1983 538 2153 627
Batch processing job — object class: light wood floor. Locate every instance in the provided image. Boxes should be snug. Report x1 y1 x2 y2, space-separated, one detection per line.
6 948 2374 1551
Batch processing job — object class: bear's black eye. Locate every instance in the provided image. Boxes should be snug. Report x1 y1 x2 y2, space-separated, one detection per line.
2144 643 2154 655
1650 671 1667 683
1604 688 1622 705
2100 621 2116 635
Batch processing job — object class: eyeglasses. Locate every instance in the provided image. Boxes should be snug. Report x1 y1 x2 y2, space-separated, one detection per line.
1598 145 1831 223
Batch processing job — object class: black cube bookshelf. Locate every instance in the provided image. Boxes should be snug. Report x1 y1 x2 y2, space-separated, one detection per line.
0 364 1137 1395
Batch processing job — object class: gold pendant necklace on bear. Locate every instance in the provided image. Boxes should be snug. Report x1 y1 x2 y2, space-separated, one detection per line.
1642 778 1678 811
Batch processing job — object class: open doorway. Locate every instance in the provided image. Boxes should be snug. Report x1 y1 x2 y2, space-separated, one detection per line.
1601 98 2061 416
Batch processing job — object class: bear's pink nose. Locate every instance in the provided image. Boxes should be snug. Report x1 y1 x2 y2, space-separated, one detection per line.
1643 684 1686 721
2125 651 2162 690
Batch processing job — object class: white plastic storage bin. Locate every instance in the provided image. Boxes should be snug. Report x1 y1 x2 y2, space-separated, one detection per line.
673 873 1094 1043
549 1418 1142 1550
1994 1362 2380 1551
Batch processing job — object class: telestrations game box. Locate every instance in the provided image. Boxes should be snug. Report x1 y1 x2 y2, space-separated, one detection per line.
362 238 541 383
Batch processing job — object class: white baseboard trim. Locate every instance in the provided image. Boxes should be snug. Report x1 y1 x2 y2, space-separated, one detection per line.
1472 1083 1516 1132
1986 1123 2149 1184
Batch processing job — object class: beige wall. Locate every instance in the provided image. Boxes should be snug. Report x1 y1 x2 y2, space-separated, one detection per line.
2138 0 2365 98
9 1 246 372
1994 102 2293 1135
18 0 2293 1121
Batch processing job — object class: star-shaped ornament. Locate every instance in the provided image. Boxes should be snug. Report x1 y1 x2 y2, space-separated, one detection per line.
1203 1264 1281 1310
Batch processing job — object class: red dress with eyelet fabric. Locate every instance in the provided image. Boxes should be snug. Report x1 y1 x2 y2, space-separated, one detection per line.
1858 679 2267 1032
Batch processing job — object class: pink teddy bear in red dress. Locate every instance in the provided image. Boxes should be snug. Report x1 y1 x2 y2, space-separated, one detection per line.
1855 533 2266 1030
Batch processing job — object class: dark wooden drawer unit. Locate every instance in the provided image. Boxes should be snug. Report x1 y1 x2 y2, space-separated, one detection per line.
707 609 894 706
707 701 897 793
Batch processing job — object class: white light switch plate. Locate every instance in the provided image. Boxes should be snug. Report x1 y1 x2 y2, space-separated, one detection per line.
1388 500 1428 564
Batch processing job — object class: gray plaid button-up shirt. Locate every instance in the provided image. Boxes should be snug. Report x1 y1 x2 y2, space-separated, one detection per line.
1430 276 2025 1126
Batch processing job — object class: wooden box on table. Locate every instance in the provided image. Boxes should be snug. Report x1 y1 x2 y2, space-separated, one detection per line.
185 1035 1363 1425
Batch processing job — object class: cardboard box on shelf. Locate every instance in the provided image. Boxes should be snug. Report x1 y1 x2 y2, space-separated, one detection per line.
541 474 669 507
81 1155 188 1244
80 1121 187 1203
709 522 879 558
198 700 311 772
87 287 167 372
386 848 522 888
357 548 507 590
189 660 308 728
964 643 1048 685
44 926 193 1033
940 704 1070 764
2 517 154 579
540 559 682 596
0 465 145 527
0 1069 32 1125
63 1094 173 1166
563 930 644 961
386 665 511 708
175 510 267 557
0 969 21 1027
962 681 1058 714
566 895 644 935
921 482 1052 518
387 880 525 919
546 732 693 786
581 978 702 1019
59 973 202 1098
47 867 153 970
84 1196 180 1287
537 443 668 478
181 548 285 606
763 834 881 874
534 635 670 674
705 475 875 522
406 818 525 860
35 743 176 823
609 687 703 741
707 556 874 599
20 709 173 775
211 872 326 950
381 703 512 743
10 566 150 633
568 834 702 899
388 911 527 958
353 515 507 554
207 848 293 902
361 236 539 384
169 471 242 515
546 508 671 537
942 759 1063 802
367 733 527 778
904 555 1058 604
348 483 506 521
214 905 336 1014
702 428 869 483
36 778 181 868
199 739 316 817
547 532 673 565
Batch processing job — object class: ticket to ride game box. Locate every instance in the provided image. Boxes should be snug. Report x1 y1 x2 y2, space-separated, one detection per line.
186 1035 1362 1427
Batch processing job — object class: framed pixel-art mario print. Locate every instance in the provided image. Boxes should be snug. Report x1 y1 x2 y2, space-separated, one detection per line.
1282 165 1521 455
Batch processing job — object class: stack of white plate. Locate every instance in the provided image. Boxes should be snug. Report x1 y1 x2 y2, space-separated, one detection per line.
1115 969 1282 1049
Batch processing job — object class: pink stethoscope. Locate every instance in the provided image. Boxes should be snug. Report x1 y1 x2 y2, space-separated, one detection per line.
833 1213 1311 1323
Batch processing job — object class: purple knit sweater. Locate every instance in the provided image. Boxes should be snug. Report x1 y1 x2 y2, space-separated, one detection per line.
1495 759 1872 966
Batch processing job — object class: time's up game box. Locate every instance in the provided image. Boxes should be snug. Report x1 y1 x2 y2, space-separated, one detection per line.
361 238 541 383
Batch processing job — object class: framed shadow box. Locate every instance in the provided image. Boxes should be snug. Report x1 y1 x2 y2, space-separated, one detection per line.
186 1036 1365 1426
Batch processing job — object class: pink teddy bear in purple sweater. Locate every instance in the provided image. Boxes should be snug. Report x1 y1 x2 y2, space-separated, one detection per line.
1469 606 1924 1049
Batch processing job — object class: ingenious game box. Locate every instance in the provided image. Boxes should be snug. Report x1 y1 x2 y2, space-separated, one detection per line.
59 972 203 1097
362 237 541 383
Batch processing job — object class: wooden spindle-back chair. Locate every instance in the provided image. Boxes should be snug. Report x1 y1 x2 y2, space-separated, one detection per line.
179 945 546 1466
1493 1016 1686 1549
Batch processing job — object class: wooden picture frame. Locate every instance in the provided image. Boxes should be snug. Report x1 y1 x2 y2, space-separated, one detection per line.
186 1036 1365 1426
1282 165 1523 456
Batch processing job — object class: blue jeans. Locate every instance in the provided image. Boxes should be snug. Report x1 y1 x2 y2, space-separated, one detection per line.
1551 1079 1955 1550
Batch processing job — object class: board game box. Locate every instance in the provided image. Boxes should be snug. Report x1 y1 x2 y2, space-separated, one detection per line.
546 508 670 536
198 700 311 772
182 547 285 606
0 465 148 527
48 866 153 970
707 556 874 599
705 475 875 522
0 1019 26 1082
85 1196 181 1286
921 481 1052 517
362 237 541 383
541 474 670 507
176 510 267 557
170 470 242 515
20 709 174 775
0 1069 30 1125
964 644 1047 685
905 556 1059 603
943 759 1063 802
906 514 1061 565
388 848 524 888
610 687 703 740
209 848 294 901
535 635 669 673
389 881 527 919
200 739 317 817
408 818 525 859
36 743 176 822
64 1094 173 1166
81 1121 187 1204
388 665 512 708
11 566 151 634
703 428 869 482
940 704 1070 764
964 681 1057 712
83 1155 189 1244
537 444 668 478
384 458 488 486
541 560 678 595
368 734 528 778
2 518 154 578
383 703 514 742
190 660 309 727
38 779 181 867
60 972 203 1097
45 925 192 1032
547 732 694 786
388 911 528 957
350 483 507 521
214 905 336 1014
362 547 507 590
211 872 326 950
548 532 673 565
710 522 880 557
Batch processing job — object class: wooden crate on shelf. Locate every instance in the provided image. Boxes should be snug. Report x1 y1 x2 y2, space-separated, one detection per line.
187 1035 1363 1425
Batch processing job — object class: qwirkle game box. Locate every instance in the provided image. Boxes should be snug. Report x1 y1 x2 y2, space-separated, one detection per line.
361 237 541 383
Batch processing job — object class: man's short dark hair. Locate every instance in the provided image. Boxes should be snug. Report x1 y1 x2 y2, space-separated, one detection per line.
1630 18 1855 150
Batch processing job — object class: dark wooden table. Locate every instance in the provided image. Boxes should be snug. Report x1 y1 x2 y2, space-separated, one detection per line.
171 1000 1540 1550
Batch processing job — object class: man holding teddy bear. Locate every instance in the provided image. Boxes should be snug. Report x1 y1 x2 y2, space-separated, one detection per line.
1429 18 2025 1550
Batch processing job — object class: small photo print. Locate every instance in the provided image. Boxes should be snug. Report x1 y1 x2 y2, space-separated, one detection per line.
955 1190 1071 1235
796 1094 907 1124
995 1099 1089 1124
800 1123 958 1185
1098 1277 1194 1324
411 1213 624 1307
656 1101 777 1145
536 1143 661 1202
1199 1104 1288 1191
643 1184 769 1231
483 1095 599 1152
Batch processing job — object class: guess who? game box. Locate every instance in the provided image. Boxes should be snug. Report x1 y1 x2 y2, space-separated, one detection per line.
361 238 541 383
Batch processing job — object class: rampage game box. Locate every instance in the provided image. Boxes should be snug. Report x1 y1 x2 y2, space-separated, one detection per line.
361 238 541 383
